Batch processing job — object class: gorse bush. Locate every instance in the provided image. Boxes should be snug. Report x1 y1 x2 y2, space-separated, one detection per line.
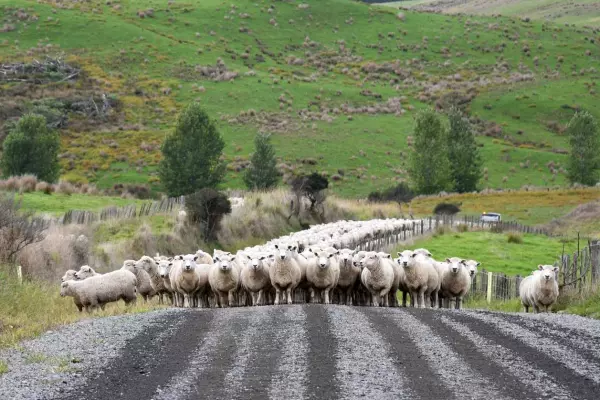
291 173 329 212
185 188 232 241
433 202 461 215
368 182 415 204
507 233 524 244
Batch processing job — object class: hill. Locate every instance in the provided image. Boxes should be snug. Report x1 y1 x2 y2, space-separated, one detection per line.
380 0 600 26
0 0 598 197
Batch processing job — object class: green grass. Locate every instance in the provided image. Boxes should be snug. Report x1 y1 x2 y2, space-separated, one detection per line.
0 0 598 197
401 231 577 276
0 360 7 374
11 191 145 215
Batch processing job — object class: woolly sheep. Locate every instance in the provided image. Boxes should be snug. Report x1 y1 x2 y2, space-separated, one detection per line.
268 243 302 305
440 259 471 309
122 259 156 302
306 249 340 304
360 252 395 307
520 265 559 313
170 255 201 308
241 253 272 306
397 250 439 309
464 259 480 278
195 249 214 264
74 265 100 280
336 248 361 306
157 260 174 299
194 262 212 308
209 254 241 307
61 269 78 283
138 256 170 305
60 269 137 312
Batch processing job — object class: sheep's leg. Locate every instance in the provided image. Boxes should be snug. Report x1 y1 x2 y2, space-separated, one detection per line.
432 291 439 309
524 304 529 313
418 290 426 309
309 288 317 304
371 294 379 307
533 304 540 313
456 297 462 310
381 290 390 307
323 289 331 305
410 291 419 308
286 287 294 304
346 288 353 306
274 288 282 305
229 290 237 307
402 291 408 307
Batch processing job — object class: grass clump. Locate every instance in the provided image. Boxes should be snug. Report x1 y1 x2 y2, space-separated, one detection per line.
507 233 524 244
0 360 8 375
456 223 469 233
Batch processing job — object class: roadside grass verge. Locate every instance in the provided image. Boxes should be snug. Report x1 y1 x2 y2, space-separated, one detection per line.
398 231 577 276
0 267 167 349
13 192 145 216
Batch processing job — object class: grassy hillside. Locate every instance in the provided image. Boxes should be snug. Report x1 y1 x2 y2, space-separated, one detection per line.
1 0 598 197
401 230 577 276
381 0 600 26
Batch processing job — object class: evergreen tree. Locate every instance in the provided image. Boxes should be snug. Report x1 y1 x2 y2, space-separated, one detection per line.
447 107 482 193
566 111 600 186
408 108 451 195
159 103 225 197
244 133 279 190
1 114 60 183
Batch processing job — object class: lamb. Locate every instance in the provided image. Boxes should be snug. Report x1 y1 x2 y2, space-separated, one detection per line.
137 256 170 305
440 259 471 309
74 265 100 280
360 252 395 307
61 269 78 282
336 249 361 305
209 254 241 307
396 250 439 308
268 243 302 305
520 265 559 313
306 249 340 304
122 259 156 302
60 269 137 312
170 255 201 308
241 254 272 306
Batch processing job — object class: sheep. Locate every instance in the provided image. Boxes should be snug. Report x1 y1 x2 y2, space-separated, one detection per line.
464 259 480 278
157 260 174 303
74 265 100 280
360 252 395 307
440 259 471 309
209 254 241 307
194 262 212 308
195 249 214 264
336 248 361 305
306 249 340 304
137 256 170 305
61 269 78 283
241 254 272 306
60 269 137 312
268 243 302 305
122 259 156 302
170 255 201 308
396 250 439 309
520 265 559 313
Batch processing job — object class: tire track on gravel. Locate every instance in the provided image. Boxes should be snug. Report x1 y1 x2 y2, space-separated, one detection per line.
463 311 600 387
438 313 575 400
361 308 454 400
382 308 512 400
328 306 413 400
62 310 202 400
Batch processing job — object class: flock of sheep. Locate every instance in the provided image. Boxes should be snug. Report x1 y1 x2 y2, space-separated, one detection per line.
59 218 559 313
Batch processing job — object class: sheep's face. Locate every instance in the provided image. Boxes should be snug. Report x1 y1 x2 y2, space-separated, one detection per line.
274 244 289 261
247 255 267 270
317 251 335 269
158 262 171 278
464 260 480 277
352 252 366 268
413 248 432 257
361 253 380 270
446 259 464 274
538 264 558 281
396 250 416 268
339 249 355 264
76 265 95 280
60 281 70 297
61 270 77 282
182 255 198 272
216 256 233 271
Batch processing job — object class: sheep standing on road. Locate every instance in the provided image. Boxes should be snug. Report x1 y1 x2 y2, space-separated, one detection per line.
138 256 170 305
209 254 241 307
520 265 559 313
241 254 272 306
360 252 395 307
268 244 302 305
122 260 156 302
170 255 201 308
440 259 471 309
336 249 361 306
397 250 439 309
60 269 137 312
306 249 340 304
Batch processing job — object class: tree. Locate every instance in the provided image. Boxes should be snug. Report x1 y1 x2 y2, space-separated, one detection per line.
1 114 60 183
243 133 279 190
290 173 329 213
566 111 600 186
185 189 231 241
368 182 414 204
447 107 482 193
159 103 225 197
408 108 451 195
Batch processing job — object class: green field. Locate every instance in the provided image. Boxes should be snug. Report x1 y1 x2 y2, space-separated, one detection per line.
1 0 598 197
380 0 600 26
400 231 577 276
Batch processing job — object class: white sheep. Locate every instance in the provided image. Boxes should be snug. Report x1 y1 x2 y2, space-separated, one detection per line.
170 255 201 308
268 243 302 305
520 265 559 313
464 259 480 278
122 259 156 302
61 269 78 283
60 269 137 312
157 260 174 304
74 265 100 280
195 249 214 264
194 262 212 308
336 249 361 305
306 249 340 304
396 250 439 308
137 256 170 304
440 259 471 309
241 254 272 306
209 254 241 307
360 252 395 307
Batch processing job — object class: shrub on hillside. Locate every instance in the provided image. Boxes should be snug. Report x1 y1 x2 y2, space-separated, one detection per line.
433 202 461 215
368 182 415 204
0 196 48 264
507 233 524 244
244 133 279 190
290 173 329 212
185 188 232 241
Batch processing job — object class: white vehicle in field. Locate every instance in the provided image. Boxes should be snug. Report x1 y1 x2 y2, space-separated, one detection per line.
480 212 501 223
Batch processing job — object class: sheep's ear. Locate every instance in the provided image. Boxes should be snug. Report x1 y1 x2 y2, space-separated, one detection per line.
178 255 184 260
411 253 418 258
274 244 279 249
446 258 451 263
194 256 199 261
328 253 335 258
397 252 402 257
460 259 466 265
246 255 252 260
476 262 481 267
553 266 559 273
168 262 173 267
260 256 266 260
214 256 220 262
352 250 357 255
537 264 544 270
336 250 340 255
427 252 432 257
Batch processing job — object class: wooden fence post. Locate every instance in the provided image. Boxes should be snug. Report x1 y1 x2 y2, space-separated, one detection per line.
515 275 522 297
17 265 23 285
487 272 493 303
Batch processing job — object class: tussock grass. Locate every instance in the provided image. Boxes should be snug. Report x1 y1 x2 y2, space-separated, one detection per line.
506 233 523 244
0 267 167 349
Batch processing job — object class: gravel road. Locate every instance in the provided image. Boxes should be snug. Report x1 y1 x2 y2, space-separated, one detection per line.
1 306 599 400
